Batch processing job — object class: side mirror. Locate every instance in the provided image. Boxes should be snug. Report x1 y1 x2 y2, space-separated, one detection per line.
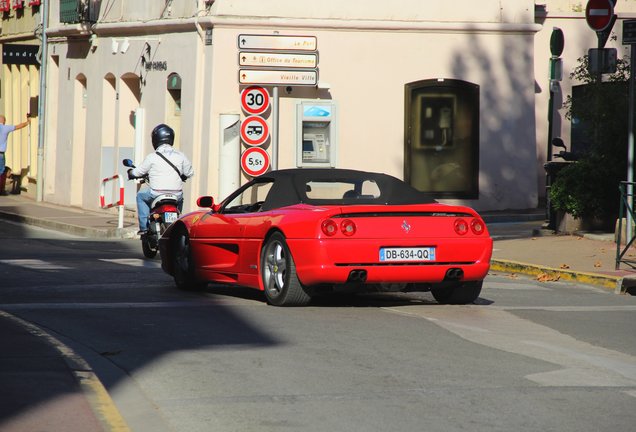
197 196 215 208
122 158 135 168
551 138 566 150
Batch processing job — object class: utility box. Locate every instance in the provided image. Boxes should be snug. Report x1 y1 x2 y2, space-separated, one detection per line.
296 100 337 168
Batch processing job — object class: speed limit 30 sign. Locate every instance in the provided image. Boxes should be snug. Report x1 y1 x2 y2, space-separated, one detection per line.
241 147 270 177
240 86 270 115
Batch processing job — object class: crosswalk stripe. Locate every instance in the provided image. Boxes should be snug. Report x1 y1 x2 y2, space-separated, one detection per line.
99 258 162 268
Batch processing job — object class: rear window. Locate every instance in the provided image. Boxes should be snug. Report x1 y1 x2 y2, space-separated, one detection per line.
305 180 381 200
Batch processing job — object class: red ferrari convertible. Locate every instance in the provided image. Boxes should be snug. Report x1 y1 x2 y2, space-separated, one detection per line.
159 168 492 306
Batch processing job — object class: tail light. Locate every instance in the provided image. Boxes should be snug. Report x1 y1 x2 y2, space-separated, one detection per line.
321 219 338 236
454 218 468 235
470 218 485 235
340 219 356 236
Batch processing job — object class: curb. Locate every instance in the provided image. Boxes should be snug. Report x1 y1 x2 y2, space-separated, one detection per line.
0 210 137 239
491 259 623 293
0 311 131 432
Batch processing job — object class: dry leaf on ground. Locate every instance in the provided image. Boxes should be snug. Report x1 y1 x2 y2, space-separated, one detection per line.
559 264 570 269
537 272 560 282
594 261 602 268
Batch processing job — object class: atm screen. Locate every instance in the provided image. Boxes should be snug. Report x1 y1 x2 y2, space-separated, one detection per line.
303 140 314 153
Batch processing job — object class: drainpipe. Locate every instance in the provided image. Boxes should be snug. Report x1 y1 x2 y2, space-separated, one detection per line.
35 1 49 202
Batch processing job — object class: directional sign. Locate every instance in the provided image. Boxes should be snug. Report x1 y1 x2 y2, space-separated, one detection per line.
239 52 318 69
240 86 270 115
238 34 317 51
241 147 270 177
240 116 269 146
239 69 318 86
585 0 614 31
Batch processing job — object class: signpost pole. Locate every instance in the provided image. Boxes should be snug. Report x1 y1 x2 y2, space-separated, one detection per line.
271 87 279 170
627 43 635 244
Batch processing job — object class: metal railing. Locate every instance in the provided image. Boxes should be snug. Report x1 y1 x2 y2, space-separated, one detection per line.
616 181 636 269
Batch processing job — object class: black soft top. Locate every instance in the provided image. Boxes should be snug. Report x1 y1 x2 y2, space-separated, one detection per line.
255 168 436 211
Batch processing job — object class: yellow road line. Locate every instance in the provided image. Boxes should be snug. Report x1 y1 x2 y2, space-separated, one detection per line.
0 311 131 432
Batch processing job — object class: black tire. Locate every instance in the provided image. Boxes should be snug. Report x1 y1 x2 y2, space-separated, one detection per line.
141 234 158 259
173 228 205 291
431 280 482 305
260 232 311 306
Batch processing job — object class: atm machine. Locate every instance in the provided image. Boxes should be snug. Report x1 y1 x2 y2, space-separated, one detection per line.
296 100 337 167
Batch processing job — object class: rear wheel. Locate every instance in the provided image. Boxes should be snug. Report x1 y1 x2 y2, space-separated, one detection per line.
260 232 311 306
173 228 205 291
141 233 158 259
431 281 482 305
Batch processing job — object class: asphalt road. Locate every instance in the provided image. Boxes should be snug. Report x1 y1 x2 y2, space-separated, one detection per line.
2 220 636 432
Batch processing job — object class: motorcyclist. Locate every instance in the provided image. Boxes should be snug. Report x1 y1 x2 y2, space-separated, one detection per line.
127 123 194 234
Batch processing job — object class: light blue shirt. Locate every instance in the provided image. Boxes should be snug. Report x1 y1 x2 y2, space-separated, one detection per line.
0 124 16 152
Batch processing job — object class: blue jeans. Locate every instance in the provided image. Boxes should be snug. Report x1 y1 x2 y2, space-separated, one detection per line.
136 188 183 231
0 153 5 176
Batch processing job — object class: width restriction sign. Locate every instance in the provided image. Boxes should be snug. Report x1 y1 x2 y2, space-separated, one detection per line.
240 86 270 115
241 147 270 177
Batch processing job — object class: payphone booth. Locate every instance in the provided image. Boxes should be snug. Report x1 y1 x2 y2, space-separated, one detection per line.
296 101 337 167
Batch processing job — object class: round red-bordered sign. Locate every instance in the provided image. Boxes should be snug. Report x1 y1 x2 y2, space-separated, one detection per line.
240 86 270 115
240 116 269 146
241 147 270 177
585 0 614 31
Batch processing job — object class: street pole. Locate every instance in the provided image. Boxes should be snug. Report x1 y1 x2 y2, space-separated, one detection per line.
36 1 49 202
627 43 635 244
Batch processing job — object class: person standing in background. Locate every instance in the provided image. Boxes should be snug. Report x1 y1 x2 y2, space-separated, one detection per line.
0 114 30 195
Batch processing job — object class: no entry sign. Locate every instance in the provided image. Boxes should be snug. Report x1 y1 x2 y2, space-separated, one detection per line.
586 0 614 32
241 147 270 177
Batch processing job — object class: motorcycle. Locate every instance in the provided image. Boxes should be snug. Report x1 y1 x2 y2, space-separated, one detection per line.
122 158 181 258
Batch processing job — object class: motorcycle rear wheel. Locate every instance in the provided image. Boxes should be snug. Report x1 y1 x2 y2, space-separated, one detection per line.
141 234 158 259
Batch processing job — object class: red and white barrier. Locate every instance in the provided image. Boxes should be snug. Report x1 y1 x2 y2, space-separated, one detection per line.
100 174 125 229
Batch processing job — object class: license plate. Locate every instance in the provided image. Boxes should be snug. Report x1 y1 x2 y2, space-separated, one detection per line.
164 212 178 223
379 247 436 262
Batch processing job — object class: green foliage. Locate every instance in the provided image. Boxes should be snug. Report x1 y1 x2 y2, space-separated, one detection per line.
550 53 629 224
550 156 620 220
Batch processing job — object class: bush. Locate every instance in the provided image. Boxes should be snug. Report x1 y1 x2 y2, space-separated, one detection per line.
549 156 621 221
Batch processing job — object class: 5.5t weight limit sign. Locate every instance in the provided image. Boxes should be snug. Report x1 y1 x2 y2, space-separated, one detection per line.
241 147 270 177
240 86 270 115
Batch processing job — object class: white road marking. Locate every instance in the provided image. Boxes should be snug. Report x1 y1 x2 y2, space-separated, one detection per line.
0 259 71 270
99 258 162 268
383 306 636 388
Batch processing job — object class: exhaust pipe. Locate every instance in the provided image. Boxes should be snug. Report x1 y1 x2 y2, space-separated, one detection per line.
347 269 368 283
444 268 464 281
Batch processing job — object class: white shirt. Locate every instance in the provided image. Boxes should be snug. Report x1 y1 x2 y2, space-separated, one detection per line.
131 144 194 195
